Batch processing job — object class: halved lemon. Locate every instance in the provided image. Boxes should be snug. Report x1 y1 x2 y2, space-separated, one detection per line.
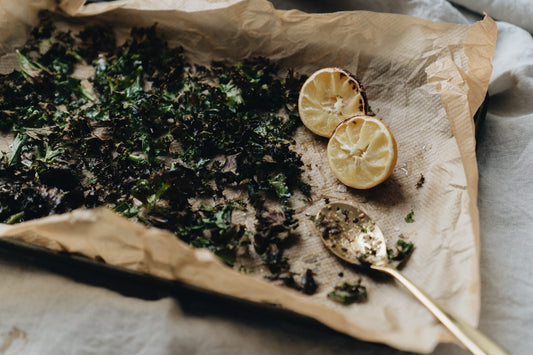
327 115 397 189
298 67 367 137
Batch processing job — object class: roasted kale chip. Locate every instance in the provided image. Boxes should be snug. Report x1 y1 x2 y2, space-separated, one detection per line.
0 12 310 287
387 239 415 264
327 280 368 304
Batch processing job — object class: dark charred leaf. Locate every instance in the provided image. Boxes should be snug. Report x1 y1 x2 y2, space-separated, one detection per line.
301 269 318 295
0 12 310 280
77 26 117 62
39 167 80 191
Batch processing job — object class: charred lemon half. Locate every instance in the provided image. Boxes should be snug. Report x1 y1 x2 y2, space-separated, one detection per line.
298 67 367 137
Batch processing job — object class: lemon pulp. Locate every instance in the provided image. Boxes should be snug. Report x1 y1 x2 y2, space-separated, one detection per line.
298 67 367 138
327 115 397 189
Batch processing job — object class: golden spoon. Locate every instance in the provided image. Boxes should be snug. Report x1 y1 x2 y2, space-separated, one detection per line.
316 202 508 355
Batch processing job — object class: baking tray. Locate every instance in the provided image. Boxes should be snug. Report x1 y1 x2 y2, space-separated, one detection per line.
0 94 489 291
0 0 490 294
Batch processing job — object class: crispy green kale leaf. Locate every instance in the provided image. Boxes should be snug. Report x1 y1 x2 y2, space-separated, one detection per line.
327 280 368 304
0 12 310 286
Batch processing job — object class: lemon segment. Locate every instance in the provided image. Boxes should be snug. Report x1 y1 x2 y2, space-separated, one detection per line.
298 68 367 137
327 115 397 189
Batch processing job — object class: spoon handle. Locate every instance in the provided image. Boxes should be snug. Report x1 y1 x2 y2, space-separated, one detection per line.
372 265 508 355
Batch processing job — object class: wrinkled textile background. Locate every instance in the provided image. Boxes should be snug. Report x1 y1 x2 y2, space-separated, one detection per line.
0 1 531 354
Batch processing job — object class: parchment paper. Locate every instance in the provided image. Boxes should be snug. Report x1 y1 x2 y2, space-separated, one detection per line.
0 0 497 353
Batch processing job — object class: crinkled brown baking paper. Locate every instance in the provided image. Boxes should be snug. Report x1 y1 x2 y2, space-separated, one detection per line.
0 0 496 353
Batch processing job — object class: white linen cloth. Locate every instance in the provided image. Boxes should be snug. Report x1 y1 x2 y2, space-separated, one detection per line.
452 0 533 33
0 1 532 354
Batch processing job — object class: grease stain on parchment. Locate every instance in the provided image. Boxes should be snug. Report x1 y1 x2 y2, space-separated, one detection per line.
0 327 28 354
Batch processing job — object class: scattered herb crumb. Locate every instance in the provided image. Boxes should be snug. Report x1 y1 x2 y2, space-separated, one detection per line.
387 239 414 263
416 174 425 189
277 268 318 295
405 209 415 223
301 269 318 295
327 280 367 304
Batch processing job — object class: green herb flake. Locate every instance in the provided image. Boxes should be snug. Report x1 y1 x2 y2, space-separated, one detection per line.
269 173 291 200
327 281 367 304
7 133 28 166
405 209 415 223
219 81 244 107
113 202 140 218
4 211 25 224
16 50 44 82
387 239 415 263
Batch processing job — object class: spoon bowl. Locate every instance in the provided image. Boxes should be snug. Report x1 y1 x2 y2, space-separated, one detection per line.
315 202 508 355
316 202 389 267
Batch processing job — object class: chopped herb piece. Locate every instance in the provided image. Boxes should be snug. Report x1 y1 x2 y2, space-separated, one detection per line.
327 280 367 304
301 269 318 295
41 143 64 164
16 50 45 82
7 134 28 166
416 174 425 188
387 239 415 263
219 81 244 107
113 202 140 218
190 237 211 248
269 173 291 201
405 209 415 223
4 211 25 224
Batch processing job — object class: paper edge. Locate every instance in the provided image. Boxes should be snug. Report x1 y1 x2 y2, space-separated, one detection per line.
427 16 497 330
58 0 246 16
0 207 438 353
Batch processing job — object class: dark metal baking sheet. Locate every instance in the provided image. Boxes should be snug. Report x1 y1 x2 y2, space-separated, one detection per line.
0 93 489 293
